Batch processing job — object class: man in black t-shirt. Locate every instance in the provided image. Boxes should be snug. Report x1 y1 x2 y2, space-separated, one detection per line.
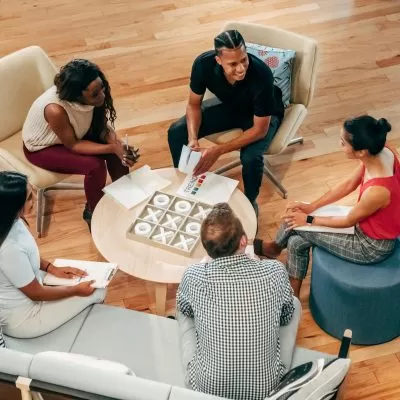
168 30 284 212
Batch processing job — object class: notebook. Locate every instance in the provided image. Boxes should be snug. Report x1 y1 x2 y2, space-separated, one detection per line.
43 259 118 289
294 205 354 234
103 165 171 209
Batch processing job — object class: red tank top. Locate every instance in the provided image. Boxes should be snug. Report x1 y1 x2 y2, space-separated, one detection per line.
358 149 400 239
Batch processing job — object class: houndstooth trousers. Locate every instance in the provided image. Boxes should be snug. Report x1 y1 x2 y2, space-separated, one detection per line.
276 224 396 280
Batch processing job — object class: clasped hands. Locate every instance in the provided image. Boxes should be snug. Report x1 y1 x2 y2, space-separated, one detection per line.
282 201 316 230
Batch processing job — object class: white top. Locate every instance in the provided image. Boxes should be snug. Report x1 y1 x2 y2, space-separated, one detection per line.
22 86 94 152
0 219 41 325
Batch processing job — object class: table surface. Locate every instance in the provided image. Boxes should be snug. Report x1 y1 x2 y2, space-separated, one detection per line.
91 168 257 284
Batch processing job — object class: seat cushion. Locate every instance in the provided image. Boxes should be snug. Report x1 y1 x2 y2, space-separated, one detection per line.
4 306 92 354
71 304 186 387
310 241 400 345
169 387 226 400
0 131 68 187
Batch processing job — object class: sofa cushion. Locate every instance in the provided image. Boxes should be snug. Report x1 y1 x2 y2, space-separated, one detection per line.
0 348 33 376
71 304 186 387
4 306 92 354
29 352 171 400
246 43 295 107
169 387 226 400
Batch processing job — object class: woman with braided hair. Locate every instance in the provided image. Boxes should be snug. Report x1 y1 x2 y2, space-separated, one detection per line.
22 59 139 230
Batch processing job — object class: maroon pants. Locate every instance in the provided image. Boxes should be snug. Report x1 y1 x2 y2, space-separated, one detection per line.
24 145 128 212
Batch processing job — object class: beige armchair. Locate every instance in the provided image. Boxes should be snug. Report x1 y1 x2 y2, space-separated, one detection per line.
0 46 83 237
207 21 319 198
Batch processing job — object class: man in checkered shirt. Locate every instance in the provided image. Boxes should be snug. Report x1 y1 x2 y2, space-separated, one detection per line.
176 203 295 400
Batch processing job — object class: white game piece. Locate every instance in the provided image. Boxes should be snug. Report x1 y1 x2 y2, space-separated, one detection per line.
174 234 195 251
153 194 170 208
152 227 173 244
134 222 152 236
162 214 182 230
175 200 191 214
193 205 211 220
185 221 201 235
143 207 163 223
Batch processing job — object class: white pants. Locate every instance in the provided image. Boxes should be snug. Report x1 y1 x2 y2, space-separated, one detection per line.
4 289 106 338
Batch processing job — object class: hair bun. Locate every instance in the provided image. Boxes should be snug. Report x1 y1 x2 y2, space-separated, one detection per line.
377 118 392 135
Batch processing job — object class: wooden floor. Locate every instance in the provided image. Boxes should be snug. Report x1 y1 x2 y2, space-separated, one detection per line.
1 0 400 399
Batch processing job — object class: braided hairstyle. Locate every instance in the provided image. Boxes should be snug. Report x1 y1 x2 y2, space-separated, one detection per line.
344 115 392 155
54 59 116 140
214 30 245 56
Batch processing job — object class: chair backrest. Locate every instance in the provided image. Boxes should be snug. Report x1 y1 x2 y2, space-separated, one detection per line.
0 46 57 142
221 21 319 108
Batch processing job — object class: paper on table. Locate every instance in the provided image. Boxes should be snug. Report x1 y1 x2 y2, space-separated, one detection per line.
176 172 238 204
178 145 202 175
294 205 355 234
43 259 118 288
103 165 171 209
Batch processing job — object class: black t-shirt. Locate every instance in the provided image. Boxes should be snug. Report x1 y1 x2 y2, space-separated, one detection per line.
190 50 284 120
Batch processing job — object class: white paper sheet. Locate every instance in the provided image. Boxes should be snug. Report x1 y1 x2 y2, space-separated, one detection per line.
294 205 355 234
178 145 202 175
43 259 118 288
103 165 171 209
176 172 239 205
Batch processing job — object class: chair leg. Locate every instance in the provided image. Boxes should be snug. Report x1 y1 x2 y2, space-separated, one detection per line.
263 159 288 199
213 159 242 175
36 188 45 238
288 137 304 146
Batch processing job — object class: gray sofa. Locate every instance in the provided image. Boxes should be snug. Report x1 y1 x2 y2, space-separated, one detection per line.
1 299 335 400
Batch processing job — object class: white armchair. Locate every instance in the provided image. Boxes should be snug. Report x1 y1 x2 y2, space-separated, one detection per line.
207 21 319 198
0 46 83 236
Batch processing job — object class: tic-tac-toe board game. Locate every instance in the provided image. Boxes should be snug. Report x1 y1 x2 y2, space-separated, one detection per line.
126 191 212 256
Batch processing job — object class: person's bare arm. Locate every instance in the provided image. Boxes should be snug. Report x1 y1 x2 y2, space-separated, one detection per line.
19 278 96 302
309 164 365 211
313 186 390 228
193 115 270 175
285 185 390 229
44 104 121 156
186 90 204 147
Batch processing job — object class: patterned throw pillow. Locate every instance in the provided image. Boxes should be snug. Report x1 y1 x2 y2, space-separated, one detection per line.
246 43 296 107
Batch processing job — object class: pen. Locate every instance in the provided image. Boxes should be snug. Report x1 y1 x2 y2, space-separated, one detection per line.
124 134 129 151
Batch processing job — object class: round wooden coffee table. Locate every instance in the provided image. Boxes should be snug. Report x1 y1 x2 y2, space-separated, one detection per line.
91 167 257 315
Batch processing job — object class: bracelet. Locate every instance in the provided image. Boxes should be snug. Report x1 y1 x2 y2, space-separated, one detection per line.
45 262 51 272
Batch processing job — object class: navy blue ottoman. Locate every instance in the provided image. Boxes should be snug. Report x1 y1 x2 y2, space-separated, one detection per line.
309 239 400 345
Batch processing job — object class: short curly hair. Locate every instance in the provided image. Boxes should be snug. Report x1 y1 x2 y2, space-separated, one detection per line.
201 203 245 259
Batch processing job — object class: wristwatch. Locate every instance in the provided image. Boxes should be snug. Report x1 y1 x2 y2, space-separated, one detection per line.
306 215 315 225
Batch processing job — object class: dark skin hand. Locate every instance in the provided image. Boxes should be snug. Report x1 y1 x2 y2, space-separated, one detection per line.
186 89 271 176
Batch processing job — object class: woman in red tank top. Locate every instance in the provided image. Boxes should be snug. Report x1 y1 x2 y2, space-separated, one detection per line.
254 115 399 297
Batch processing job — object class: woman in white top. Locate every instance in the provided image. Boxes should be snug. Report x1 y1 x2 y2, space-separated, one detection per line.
22 59 139 230
0 171 105 338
